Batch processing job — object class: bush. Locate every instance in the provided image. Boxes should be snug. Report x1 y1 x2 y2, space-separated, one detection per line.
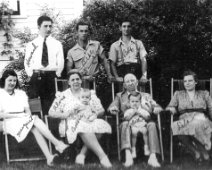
59 0 212 105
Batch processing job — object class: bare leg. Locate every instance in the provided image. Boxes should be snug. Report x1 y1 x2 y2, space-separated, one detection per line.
131 128 137 149
79 133 112 167
75 133 102 165
140 127 150 156
75 144 88 165
79 133 106 159
131 127 138 158
33 116 68 153
124 149 134 167
192 137 209 160
31 127 54 165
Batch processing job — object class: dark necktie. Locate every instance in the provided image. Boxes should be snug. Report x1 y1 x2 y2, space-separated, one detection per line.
41 38 48 67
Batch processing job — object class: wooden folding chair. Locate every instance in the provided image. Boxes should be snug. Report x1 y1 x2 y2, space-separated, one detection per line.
111 78 164 162
170 78 212 163
4 97 45 164
54 76 96 92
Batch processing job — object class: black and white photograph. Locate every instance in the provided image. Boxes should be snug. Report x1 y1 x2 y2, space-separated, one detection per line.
1 0 212 169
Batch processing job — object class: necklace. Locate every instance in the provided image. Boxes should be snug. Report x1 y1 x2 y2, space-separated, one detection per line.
8 91 14 96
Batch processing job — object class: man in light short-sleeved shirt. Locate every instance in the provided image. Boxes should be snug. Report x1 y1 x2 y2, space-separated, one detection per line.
67 40 104 77
66 21 112 83
109 19 147 83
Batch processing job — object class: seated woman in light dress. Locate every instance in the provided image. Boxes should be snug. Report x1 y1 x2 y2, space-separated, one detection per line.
166 70 212 162
0 69 69 166
49 71 112 168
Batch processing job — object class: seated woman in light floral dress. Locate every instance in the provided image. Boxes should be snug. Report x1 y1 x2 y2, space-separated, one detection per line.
166 70 212 162
49 70 112 168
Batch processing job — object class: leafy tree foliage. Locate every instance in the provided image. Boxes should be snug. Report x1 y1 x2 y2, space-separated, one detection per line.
59 0 212 105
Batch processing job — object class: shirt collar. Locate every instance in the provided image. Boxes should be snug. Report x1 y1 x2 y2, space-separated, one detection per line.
72 40 96 51
118 36 136 45
121 89 139 96
37 35 52 42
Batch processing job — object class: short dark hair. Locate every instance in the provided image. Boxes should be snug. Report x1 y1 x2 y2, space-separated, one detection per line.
183 70 198 82
119 18 132 26
76 20 91 32
0 69 19 88
67 70 82 80
37 16 53 26
128 91 141 100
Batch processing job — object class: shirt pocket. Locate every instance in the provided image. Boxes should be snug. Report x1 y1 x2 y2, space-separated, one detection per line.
72 51 84 62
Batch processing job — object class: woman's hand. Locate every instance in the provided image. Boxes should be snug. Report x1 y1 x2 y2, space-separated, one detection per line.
166 107 176 115
153 107 163 115
55 91 62 98
74 104 86 112
88 114 97 122
108 106 119 115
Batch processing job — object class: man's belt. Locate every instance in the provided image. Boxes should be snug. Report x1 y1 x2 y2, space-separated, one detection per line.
117 62 140 67
33 70 56 74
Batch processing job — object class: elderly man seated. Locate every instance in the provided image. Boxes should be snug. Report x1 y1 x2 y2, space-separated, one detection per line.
108 73 163 167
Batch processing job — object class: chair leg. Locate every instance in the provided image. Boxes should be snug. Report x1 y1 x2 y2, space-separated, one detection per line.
116 114 121 161
157 114 164 162
170 114 173 163
5 133 10 164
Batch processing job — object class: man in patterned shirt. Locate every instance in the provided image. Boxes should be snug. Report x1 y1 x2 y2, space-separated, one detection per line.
109 19 147 83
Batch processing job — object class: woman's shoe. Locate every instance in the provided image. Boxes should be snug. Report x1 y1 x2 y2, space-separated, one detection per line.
55 141 69 153
54 146 71 163
47 154 58 167
100 156 112 168
75 154 85 165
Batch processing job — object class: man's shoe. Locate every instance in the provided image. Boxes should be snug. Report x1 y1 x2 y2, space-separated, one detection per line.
148 154 161 168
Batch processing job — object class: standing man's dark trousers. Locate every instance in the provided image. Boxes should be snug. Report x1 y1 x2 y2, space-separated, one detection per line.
29 70 56 115
117 63 142 80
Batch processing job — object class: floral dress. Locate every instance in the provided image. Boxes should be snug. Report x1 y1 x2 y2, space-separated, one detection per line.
168 90 212 150
49 88 112 144
0 89 35 143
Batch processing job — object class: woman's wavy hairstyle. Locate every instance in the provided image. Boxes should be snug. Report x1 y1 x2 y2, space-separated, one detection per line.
0 69 19 89
67 69 82 80
182 70 198 82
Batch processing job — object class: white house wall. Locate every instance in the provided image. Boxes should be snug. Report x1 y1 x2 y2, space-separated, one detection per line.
0 0 83 73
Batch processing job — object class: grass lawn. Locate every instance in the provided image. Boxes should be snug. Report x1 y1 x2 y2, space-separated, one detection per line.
0 153 212 170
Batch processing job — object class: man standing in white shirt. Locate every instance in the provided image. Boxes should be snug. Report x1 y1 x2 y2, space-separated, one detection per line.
24 16 64 115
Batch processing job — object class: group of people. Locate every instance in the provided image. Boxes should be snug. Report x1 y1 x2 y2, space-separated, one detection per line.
0 15 211 169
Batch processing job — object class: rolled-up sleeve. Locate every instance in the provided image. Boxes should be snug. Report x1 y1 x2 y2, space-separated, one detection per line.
109 43 117 63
